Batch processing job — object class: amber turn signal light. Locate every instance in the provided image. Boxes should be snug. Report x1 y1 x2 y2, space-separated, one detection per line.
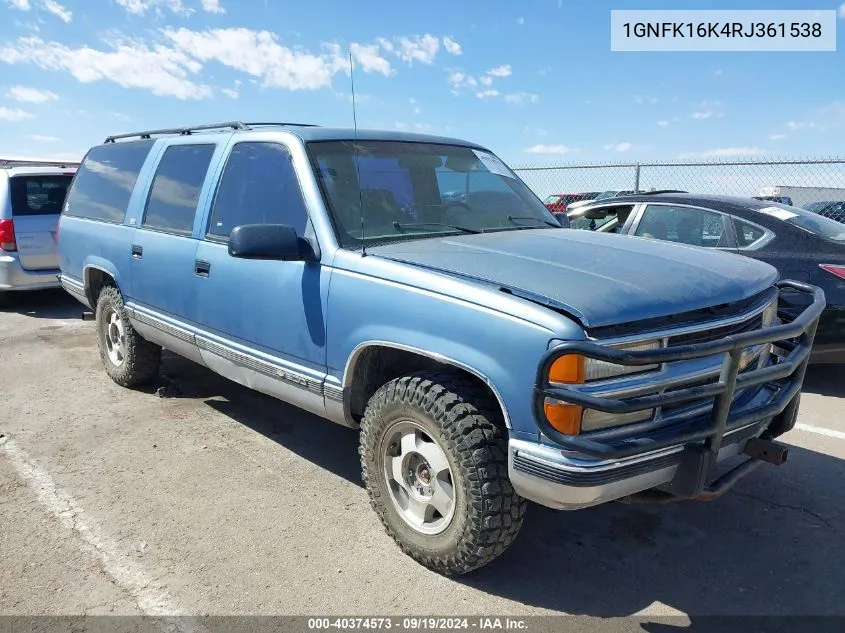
544 401 583 435
548 353 585 384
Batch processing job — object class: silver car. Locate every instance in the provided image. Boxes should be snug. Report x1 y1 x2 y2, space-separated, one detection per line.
0 159 78 306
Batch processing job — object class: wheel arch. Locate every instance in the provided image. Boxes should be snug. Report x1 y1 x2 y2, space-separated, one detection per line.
83 262 121 307
341 341 511 430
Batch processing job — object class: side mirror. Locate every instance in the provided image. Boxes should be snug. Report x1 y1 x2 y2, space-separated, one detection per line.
228 224 307 261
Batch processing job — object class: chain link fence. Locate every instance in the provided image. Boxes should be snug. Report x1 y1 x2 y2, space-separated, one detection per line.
511 158 845 209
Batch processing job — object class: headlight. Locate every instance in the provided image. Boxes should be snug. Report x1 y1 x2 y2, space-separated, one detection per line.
761 296 779 328
548 339 663 384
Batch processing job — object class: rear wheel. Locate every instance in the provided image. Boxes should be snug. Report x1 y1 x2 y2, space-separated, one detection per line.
95 286 161 387
359 371 527 575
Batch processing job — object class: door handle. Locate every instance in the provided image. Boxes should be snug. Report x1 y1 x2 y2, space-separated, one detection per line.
195 260 211 277
131 244 143 259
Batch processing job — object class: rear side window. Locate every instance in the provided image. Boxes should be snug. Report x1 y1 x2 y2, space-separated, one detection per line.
142 144 216 235
734 219 766 247
207 142 309 239
9 175 73 216
64 140 155 223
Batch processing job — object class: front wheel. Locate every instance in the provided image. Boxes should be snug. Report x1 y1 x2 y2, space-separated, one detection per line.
359 371 527 575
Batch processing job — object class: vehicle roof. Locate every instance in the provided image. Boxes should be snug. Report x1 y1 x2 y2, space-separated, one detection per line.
101 123 488 151
583 192 798 212
1 165 78 177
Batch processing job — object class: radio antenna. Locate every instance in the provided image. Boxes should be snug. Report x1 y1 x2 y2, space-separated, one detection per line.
350 51 366 257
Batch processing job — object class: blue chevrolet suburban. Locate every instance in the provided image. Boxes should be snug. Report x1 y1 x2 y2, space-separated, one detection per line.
58 122 824 574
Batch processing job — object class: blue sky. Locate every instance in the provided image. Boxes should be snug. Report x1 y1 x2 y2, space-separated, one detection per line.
0 0 843 166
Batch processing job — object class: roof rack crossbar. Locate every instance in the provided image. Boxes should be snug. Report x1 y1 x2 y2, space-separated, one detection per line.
0 159 80 168
104 121 252 144
242 122 321 128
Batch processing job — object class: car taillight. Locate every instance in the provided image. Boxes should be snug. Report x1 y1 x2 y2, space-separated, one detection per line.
820 264 845 280
0 219 16 252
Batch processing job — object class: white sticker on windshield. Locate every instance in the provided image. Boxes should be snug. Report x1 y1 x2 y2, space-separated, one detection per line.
758 206 798 221
473 150 516 179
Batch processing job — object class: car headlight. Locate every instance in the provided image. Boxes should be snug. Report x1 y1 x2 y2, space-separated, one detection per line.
548 339 663 384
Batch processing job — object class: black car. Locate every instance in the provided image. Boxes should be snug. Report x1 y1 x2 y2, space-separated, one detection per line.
566 193 845 363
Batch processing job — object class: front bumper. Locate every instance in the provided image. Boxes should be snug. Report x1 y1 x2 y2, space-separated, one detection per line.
512 280 824 510
0 254 62 292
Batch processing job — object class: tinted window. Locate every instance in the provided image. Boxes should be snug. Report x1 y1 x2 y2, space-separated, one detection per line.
9 175 73 216
208 142 309 239
634 204 728 247
64 140 155 223
734 219 766 247
143 144 215 234
750 202 845 242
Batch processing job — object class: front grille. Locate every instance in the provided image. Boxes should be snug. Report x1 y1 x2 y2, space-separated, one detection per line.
667 312 764 347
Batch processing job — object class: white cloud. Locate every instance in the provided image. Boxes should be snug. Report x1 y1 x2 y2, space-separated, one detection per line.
349 42 392 76
486 64 512 78
0 35 212 99
409 97 420 114
691 111 715 120
679 147 765 159
690 100 724 120
604 142 632 152
516 17 524 25
524 144 575 155
479 75 493 86
635 95 658 105
769 133 786 140
114 0 191 16
476 89 500 99
839 2 845 18
442 36 461 55
41 0 70 21
201 0 224 13
29 134 60 141
6 85 58 103
656 120 670 127
504 92 538 105
0 106 35 121
5 0 31 10
785 101 845 132
220 87 238 99
393 34 440 65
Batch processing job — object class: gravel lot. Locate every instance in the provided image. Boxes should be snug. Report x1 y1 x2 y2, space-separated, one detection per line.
2 289 844 619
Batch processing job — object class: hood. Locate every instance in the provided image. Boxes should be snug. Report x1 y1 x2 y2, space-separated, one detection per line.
367 229 779 329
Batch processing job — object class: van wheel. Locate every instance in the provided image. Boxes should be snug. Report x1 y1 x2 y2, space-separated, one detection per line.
359 371 527 575
95 286 161 388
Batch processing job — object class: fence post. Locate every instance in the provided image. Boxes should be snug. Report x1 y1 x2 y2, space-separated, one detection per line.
634 163 641 193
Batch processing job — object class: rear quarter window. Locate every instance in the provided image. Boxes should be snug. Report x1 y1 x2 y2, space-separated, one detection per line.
64 140 156 223
754 203 845 243
9 175 74 216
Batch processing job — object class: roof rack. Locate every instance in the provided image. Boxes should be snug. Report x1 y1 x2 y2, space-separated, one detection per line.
0 158 80 169
103 120 321 144
638 189 688 195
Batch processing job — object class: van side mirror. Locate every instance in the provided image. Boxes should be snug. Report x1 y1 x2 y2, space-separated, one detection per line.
228 224 308 261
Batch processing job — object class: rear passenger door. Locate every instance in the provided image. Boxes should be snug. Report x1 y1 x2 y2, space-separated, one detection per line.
631 203 736 249
127 141 218 358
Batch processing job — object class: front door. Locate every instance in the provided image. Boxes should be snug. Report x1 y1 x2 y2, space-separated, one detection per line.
193 140 329 417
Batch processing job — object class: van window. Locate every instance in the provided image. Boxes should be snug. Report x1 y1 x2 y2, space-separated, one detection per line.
63 140 155 223
9 175 74 216
142 144 216 235
207 142 309 239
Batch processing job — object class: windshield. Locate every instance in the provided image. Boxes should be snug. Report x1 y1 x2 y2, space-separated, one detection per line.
308 140 557 247
753 202 845 242
544 194 562 204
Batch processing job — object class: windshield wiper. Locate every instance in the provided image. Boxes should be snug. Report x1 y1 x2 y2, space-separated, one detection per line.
392 221 481 235
506 215 560 228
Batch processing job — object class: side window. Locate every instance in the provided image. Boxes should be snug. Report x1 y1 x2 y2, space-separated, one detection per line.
634 204 727 247
142 144 216 235
207 142 309 239
64 140 156 223
734 219 766 248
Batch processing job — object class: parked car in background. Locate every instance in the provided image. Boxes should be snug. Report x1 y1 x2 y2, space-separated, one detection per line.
804 200 845 224
0 158 79 306
543 192 598 213
58 121 823 574
754 195 793 206
566 193 845 363
758 185 845 209
563 189 636 217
